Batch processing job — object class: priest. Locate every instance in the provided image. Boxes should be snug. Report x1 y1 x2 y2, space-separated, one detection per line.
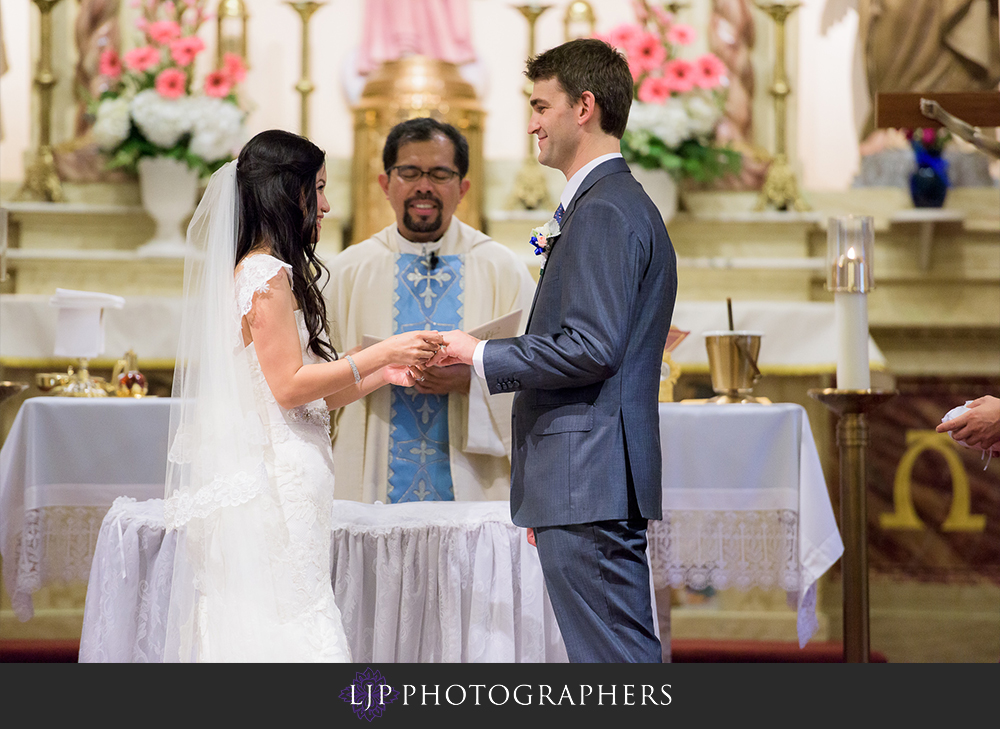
327 117 535 504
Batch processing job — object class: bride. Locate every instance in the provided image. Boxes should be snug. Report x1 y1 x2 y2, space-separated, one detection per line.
162 130 443 662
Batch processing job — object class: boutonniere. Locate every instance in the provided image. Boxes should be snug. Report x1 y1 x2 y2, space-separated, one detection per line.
529 218 561 270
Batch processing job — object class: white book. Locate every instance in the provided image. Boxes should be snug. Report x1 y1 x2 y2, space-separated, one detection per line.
361 309 523 350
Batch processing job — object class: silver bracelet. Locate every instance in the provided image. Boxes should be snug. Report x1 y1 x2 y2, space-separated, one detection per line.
345 354 361 384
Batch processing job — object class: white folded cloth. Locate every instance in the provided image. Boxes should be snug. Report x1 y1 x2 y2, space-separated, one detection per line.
49 289 126 359
941 403 973 448
50 289 126 309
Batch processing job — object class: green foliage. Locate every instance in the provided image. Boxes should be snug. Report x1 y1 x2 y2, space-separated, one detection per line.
622 131 742 185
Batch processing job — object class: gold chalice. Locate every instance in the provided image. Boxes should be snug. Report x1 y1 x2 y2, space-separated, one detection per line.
36 371 71 393
35 360 109 396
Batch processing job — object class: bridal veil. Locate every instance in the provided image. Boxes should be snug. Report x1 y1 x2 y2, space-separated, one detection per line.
162 161 286 661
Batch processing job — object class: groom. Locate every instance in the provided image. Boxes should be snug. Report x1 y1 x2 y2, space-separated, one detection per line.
430 38 677 662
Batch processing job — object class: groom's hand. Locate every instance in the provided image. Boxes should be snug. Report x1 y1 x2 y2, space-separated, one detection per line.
427 330 479 367
526 528 536 548
414 363 471 394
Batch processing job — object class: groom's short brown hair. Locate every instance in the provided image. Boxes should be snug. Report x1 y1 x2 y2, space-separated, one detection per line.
525 38 633 139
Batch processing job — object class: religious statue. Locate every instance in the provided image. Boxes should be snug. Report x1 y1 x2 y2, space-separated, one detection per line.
355 0 476 75
54 0 127 182
708 0 768 190
857 0 1000 141
73 0 121 137
919 98 1000 159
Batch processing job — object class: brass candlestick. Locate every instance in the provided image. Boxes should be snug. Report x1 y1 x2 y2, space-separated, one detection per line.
16 0 65 203
217 0 250 67
507 4 553 210
808 388 896 662
1 207 8 282
286 1 325 138
753 1 808 212
563 1 595 41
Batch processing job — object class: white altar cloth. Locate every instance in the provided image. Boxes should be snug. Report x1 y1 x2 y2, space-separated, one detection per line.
330 500 565 662
78 497 567 663
1 296 886 373
669 300 887 374
651 402 843 646
0 397 169 619
3 397 842 651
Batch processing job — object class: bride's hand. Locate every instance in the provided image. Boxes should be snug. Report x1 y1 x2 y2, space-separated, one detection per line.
382 364 424 387
381 330 444 366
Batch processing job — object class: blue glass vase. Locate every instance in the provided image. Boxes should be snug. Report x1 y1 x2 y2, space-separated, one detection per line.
909 148 949 208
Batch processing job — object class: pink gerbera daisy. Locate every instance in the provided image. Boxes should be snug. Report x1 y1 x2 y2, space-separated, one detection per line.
663 59 696 93
203 70 232 98
607 23 643 52
99 48 122 79
146 20 181 46
222 53 247 84
169 36 205 66
155 68 187 99
630 32 667 73
666 23 696 46
693 53 727 89
123 46 161 73
637 76 673 105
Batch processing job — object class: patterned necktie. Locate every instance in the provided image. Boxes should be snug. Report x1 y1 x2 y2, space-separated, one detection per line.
553 202 564 225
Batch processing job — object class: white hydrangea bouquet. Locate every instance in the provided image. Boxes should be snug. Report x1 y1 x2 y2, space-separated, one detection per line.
596 1 740 184
90 0 246 177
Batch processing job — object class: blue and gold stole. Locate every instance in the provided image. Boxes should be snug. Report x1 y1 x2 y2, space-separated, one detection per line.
387 251 463 502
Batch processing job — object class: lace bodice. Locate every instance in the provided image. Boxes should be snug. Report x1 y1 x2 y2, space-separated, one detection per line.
165 253 349 660
236 254 330 433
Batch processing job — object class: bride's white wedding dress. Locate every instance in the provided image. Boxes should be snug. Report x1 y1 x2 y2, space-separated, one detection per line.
164 254 351 662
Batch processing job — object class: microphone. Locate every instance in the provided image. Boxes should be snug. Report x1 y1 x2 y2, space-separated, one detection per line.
429 251 439 270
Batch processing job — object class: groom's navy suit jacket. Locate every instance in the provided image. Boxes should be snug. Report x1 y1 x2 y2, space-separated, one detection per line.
482 157 677 528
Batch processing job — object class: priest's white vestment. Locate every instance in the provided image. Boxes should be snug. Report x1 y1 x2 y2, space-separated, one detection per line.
327 218 536 503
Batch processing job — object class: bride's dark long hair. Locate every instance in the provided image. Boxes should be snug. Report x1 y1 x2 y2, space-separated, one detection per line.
235 129 336 362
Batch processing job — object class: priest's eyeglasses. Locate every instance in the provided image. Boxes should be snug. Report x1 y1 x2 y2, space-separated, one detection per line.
389 165 461 184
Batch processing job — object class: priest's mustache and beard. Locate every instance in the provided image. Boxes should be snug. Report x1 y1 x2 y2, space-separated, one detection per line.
404 191 443 233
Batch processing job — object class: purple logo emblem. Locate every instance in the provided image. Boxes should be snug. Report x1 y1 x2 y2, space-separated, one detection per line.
339 667 400 721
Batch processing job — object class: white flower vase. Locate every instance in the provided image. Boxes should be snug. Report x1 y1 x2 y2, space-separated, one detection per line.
136 157 199 257
631 167 678 224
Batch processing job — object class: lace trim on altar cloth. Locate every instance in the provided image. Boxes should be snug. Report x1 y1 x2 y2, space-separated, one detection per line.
647 509 801 592
163 462 270 530
8 506 109 621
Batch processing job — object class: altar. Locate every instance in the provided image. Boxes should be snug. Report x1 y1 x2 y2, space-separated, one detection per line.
1 396 841 660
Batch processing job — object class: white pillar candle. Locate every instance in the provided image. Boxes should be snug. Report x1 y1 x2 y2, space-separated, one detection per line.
835 291 870 390
827 216 874 391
